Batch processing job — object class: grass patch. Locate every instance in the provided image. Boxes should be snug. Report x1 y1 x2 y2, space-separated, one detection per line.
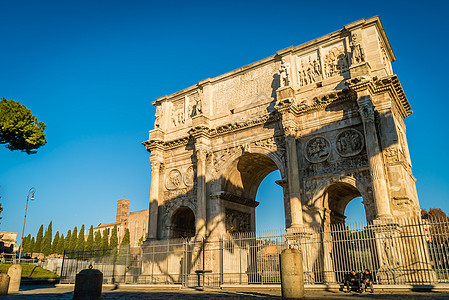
0 264 59 278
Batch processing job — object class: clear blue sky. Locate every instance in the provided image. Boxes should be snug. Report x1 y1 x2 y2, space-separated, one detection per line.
1 0 448 238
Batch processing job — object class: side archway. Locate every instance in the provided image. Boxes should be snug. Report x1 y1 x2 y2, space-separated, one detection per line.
170 206 196 238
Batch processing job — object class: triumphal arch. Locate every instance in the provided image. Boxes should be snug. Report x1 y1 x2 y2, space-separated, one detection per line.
143 16 420 241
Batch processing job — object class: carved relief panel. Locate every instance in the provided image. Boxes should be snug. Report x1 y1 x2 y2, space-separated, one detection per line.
296 51 322 87
164 166 197 201
305 136 331 163
225 209 251 233
171 100 185 127
335 129 364 157
302 126 368 178
321 41 349 78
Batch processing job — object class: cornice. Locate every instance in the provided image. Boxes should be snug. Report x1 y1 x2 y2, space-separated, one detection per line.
143 112 281 151
347 75 412 119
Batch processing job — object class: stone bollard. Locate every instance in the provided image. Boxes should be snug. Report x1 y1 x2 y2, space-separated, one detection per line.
73 266 103 299
280 248 304 299
0 274 10 295
7 264 22 293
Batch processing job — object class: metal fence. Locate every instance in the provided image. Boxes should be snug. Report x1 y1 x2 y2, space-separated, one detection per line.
60 217 449 287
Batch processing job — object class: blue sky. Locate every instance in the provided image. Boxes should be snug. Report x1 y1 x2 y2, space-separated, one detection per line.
1 0 448 238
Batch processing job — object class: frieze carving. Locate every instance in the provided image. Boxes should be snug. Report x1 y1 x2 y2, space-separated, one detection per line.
211 136 285 175
165 169 182 190
303 155 369 178
254 136 286 153
298 56 321 87
163 187 197 201
183 165 195 187
350 33 365 65
336 129 364 157
225 209 251 233
305 137 331 163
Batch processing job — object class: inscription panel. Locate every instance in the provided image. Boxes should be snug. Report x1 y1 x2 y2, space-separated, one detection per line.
212 63 278 115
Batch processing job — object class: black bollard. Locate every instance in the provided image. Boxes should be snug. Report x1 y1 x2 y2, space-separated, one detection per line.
73 265 103 299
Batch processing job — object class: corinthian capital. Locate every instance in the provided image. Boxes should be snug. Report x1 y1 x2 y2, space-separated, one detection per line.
196 148 210 161
357 96 375 122
150 160 163 172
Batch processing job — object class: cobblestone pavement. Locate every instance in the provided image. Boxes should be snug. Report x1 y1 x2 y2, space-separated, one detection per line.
3 286 449 299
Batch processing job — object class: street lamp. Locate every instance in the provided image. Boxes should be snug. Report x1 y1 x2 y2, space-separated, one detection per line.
18 187 36 263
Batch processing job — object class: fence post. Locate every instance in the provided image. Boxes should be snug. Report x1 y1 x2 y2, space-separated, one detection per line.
60 250 66 282
219 236 223 286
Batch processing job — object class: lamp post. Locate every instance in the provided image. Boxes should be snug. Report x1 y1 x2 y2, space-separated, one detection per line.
18 187 36 263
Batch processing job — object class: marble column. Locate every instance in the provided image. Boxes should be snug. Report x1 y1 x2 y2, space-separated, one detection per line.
285 127 303 227
196 149 208 237
357 95 392 219
147 159 162 240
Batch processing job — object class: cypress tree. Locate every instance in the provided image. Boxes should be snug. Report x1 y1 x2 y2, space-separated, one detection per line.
86 225 94 251
101 229 109 250
94 230 101 250
110 225 118 249
30 237 35 253
120 228 130 248
51 231 60 254
64 230 72 251
22 235 29 253
34 224 44 253
57 234 65 255
76 224 85 251
42 221 52 256
69 227 78 251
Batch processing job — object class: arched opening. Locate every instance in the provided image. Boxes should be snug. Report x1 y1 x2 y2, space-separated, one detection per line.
255 170 284 231
324 182 363 225
170 206 195 238
321 182 376 283
345 196 366 224
221 152 285 233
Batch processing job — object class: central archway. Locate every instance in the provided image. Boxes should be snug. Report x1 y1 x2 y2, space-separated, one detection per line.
220 151 286 233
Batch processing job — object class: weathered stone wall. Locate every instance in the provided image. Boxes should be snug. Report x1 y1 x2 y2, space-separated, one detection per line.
143 16 419 240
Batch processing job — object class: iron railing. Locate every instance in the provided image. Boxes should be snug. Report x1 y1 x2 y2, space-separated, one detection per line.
60 217 449 287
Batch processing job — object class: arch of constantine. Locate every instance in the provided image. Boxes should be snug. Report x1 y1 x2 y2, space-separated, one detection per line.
143 16 420 241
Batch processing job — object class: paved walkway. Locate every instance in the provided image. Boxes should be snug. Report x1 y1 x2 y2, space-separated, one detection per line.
3 286 449 299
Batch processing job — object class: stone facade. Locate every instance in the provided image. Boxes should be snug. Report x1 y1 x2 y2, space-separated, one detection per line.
93 198 148 246
0 231 18 252
142 16 420 240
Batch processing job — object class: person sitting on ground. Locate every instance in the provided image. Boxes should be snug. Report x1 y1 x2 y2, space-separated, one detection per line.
344 270 360 292
361 269 374 293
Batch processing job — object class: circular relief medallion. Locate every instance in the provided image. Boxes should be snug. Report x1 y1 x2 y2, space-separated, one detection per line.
335 129 364 157
183 166 195 187
305 136 331 163
165 169 182 190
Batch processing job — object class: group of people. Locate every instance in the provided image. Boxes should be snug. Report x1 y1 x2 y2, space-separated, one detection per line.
344 269 374 293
